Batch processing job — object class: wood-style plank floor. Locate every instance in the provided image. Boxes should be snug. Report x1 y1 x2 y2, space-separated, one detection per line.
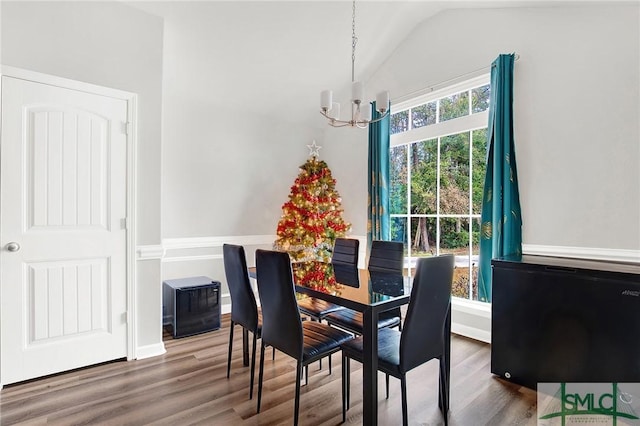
0 315 537 425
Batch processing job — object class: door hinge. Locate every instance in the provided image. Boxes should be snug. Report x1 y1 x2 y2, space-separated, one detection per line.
121 121 131 135
121 217 128 230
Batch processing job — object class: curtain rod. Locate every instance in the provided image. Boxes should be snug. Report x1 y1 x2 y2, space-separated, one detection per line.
393 53 520 105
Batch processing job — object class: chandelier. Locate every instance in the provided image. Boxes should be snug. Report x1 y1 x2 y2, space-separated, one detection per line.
320 0 390 128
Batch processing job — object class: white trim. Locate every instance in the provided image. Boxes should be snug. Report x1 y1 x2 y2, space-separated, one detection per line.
162 235 276 250
391 112 488 147
135 343 166 360
451 298 492 343
221 300 232 315
0 66 140 372
522 244 640 263
452 323 491 344
137 245 164 260
125 91 139 361
452 297 491 318
1 65 135 101
393 73 491 109
162 254 222 263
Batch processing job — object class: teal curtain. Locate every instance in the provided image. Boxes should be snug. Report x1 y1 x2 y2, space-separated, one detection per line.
478 54 523 302
367 101 391 248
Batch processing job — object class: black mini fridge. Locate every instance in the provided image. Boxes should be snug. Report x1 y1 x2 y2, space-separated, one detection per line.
164 276 221 338
491 255 640 390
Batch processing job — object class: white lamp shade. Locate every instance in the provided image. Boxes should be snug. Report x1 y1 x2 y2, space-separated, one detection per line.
351 81 364 103
321 90 333 110
360 103 372 122
376 91 390 112
329 102 341 120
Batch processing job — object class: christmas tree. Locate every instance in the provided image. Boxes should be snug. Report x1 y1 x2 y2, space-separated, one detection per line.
273 144 351 294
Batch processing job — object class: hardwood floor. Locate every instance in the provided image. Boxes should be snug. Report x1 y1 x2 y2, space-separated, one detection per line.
0 315 537 425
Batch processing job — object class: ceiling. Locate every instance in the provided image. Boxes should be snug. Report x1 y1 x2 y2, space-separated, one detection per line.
126 1 584 129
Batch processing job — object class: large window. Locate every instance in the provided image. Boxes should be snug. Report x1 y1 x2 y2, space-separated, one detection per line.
389 75 490 301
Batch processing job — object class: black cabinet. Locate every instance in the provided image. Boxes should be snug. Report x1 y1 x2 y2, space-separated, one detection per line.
491 255 640 390
164 276 221 338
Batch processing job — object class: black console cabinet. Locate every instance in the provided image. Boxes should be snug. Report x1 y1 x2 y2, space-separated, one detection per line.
491 255 640 390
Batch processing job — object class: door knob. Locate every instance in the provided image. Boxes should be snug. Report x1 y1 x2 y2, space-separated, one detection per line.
6 242 20 252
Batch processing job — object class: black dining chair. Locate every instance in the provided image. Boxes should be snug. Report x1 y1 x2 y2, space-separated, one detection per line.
340 255 455 426
324 240 404 335
223 244 262 400
331 237 360 266
255 249 353 426
296 238 359 323
368 240 404 273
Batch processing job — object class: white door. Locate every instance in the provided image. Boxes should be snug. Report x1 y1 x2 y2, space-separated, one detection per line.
0 76 129 385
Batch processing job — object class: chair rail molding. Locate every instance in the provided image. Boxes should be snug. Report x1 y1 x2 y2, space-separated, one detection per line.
163 235 277 250
137 245 164 260
522 244 640 263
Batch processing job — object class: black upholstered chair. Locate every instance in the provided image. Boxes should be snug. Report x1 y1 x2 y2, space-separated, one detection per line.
368 240 404 272
296 238 359 323
341 255 455 425
331 237 360 266
325 240 404 334
255 249 353 426
223 244 261 400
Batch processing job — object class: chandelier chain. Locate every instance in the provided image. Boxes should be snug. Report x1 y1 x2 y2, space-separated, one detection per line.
319 0 389 128
351 0 357 83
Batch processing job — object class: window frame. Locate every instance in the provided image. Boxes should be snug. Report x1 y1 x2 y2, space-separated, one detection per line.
390 73 490 302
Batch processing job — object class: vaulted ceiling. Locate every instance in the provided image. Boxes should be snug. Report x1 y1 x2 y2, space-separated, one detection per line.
127 1 584 129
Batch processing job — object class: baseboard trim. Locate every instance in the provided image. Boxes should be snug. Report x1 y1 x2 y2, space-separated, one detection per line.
452 323 491 344
136 342 166 360
451 298 492 343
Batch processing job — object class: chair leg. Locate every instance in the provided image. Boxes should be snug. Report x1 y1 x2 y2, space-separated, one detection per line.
329 353 332 374
438 356 450 418
294 361 302 426
386 373 390 399
305 365 308 386
272 347 275 360
249 331 258 400
227 321 234 378
242 328 249 366
341 353 347 422
401 375 408 426
346 356 351 408
317 316 323 371
257 342 266 413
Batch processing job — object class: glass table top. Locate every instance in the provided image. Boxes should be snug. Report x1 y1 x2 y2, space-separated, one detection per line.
291 261 411 307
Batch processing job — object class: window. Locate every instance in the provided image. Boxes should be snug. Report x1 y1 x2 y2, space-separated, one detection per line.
389 75 490 302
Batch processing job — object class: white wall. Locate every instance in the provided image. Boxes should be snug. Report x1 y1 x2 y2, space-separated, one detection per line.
160 19 325 239
326 4 640 254
1 1 165 352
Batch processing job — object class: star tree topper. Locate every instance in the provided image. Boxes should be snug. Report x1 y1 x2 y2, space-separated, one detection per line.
307 140 322 158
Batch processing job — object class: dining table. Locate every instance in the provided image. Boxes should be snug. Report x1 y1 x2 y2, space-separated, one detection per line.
248 260 451 425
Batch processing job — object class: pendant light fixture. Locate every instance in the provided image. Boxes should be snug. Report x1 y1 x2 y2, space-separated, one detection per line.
320 0 390 128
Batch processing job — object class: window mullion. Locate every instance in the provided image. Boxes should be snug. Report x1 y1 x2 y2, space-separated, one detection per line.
406 144 412 274
436 136 441 256
468 130 474 300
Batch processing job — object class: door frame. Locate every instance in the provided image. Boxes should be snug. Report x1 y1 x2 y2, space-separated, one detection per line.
0 65 139 382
